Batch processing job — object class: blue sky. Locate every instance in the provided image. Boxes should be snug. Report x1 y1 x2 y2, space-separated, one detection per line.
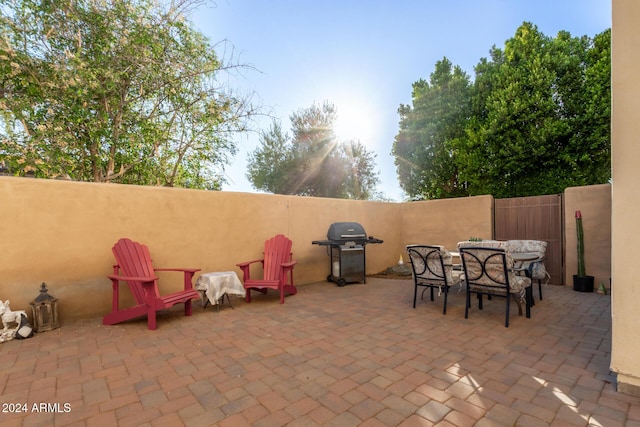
192 0 611 201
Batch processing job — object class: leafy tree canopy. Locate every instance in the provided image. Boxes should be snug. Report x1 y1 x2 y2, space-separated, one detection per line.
392 57 471 199
247 101 381 200
393 22 611 199
0 0 258 189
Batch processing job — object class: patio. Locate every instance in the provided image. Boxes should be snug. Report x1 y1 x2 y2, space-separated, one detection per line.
1 278 637 427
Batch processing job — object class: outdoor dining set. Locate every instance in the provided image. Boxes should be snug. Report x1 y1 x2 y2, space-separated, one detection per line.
406 240 548 327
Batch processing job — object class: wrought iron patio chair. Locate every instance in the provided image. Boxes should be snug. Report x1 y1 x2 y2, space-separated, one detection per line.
406 245 463 314
458 245 532 327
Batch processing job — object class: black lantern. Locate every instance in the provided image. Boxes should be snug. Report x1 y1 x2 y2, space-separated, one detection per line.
29 283 60 332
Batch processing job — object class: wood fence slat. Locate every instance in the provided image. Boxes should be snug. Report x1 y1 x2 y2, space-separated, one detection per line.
495 194 563 285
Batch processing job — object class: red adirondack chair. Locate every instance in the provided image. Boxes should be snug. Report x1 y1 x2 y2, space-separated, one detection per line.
237 234 298 304
103 238 201 330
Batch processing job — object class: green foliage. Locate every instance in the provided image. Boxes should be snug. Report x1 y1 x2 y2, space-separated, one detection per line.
0 0 256 189
394 22 611 199
392 58 471 199
247 101 381 199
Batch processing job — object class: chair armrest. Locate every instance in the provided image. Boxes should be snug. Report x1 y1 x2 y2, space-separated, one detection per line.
236 259 264 282
155 268 201 274
236 259 264 268
154 268 201 290
108 274 158 283
281 260 297 268
106 274 158 314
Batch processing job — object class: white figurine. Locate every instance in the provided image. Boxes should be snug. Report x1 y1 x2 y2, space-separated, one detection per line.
0 300 31 342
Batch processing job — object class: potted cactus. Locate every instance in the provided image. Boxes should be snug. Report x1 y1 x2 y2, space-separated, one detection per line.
573 210 594 292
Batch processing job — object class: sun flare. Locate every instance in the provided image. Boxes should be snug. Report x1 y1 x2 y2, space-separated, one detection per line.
333 101 377 147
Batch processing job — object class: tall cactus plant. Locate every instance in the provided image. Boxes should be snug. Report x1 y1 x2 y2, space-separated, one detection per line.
576 210 586 277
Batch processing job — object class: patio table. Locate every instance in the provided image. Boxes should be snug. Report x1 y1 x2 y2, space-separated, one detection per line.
511 252 540 262
195 271 246 311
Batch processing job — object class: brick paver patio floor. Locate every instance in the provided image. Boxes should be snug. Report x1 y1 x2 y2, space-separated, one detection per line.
1 278 638 426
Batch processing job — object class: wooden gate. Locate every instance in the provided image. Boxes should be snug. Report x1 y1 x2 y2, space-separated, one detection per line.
494 194 563 285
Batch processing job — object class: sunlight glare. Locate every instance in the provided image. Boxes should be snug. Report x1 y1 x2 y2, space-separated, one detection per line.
333 100 377 148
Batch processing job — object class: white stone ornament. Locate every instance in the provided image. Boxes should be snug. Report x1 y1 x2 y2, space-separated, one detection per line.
0 300 32 342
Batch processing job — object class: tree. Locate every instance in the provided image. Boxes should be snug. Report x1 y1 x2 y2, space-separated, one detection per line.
457 23 611 197
394 22 611 200
0 0 257 189
459 22 564 198
392 57 471 199
574 28 611 185
247 101 380 199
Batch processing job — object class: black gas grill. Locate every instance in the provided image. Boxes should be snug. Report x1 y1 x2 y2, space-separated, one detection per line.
312 222 383 286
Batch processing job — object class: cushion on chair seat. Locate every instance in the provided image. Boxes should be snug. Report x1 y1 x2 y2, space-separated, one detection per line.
451 270 465 285
410 245 462 287
441 248 464 287
457 242 531 301
529 262 547 280
506 239 548 282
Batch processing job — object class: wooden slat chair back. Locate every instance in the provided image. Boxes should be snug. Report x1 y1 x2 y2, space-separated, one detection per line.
103 238 201 330
237 234 298 304
114 238 157 304
459 246 532 327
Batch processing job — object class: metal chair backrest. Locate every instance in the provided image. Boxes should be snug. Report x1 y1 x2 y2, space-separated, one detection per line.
406 245 450 285
459 246 513 294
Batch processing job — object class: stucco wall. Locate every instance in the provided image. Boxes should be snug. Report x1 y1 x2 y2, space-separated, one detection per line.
400 196 494 252
1 176 612 325
0 177 495 323
564 184 612 288
611 0 640 396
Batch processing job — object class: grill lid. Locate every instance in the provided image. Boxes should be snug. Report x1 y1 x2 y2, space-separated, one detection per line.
312 222 383 247
327 222 366 241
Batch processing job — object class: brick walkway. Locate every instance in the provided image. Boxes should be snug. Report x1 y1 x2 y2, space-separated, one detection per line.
1 278 638 426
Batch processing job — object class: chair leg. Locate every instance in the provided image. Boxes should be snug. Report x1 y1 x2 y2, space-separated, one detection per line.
413 285 418 308
511 294 523 316
505 292 510 327
430 286 434 301
465 290 470 319
538 279 543 300
442 287 448 315
526 287 532 318
147 310 157 331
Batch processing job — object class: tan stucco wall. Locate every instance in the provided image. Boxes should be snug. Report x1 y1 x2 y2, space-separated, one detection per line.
564 184 612 287
400 196 494 252
0 177 495 323
611 0 640 395
1 176 612 324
